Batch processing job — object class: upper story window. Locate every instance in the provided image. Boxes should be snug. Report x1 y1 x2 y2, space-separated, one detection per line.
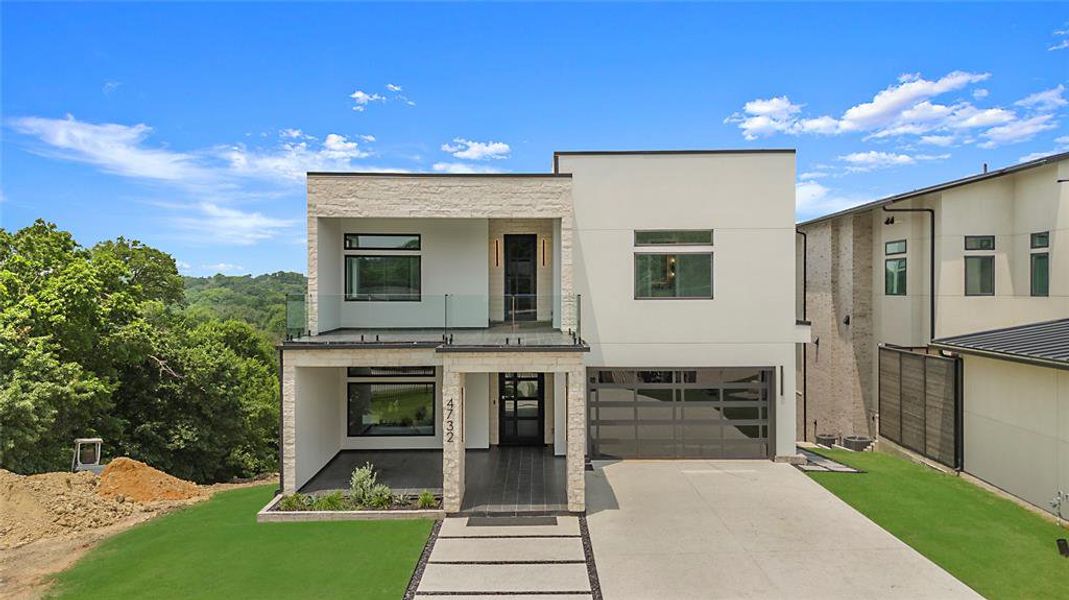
964 235 995 251
884 239 907 255
1030 232 1050 297
885 258 907 296
633 230 714 299
344 233 421 302
635 230 714 246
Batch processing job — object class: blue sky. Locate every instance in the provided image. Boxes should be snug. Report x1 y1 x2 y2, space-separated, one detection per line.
2 2 1066 276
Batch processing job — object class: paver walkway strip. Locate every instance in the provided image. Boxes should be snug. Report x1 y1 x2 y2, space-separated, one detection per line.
409 515 601 599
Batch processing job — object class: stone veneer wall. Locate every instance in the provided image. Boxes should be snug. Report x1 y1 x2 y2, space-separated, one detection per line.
801 212 875 442
306 175 575 334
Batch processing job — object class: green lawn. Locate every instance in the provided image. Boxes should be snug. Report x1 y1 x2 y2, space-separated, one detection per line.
48 485 432 599
806 449 1068 599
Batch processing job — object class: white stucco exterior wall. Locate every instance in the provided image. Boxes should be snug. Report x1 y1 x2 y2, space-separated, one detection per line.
293 367 342 490
962 355 1069 515
557 151 799 458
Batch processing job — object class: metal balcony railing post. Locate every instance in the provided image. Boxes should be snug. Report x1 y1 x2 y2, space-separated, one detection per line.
443 294 449 339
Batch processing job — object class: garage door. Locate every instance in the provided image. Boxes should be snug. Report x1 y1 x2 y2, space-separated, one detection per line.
587 368 773 459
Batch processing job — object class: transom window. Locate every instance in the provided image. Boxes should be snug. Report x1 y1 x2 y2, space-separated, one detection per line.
964 235 995 251
1030 232 1049 249
344 233 421 302
634 230 714 246
346 367 435 437
885 239 907 255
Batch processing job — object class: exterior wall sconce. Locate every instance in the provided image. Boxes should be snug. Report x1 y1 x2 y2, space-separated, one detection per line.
843 315 851 326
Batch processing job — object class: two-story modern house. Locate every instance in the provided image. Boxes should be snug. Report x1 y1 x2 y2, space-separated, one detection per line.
797 151 1069 516
280 150 805 514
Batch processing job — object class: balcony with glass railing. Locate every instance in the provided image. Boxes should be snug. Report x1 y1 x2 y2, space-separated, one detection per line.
284 293 584 351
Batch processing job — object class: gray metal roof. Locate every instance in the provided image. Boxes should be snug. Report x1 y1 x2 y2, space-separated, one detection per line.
797 150 1069 227
931 318 1069 369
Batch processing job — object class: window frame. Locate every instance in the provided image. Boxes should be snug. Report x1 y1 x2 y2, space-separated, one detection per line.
884 257 907 296
344 233 421 250
1030 252 1050 297
1030 231 1050 249
884 239 907 256
964 235 995 251
633 251 715 300
344 232 422 303
346 368 436 438
634 229 715 247
964 255 995 296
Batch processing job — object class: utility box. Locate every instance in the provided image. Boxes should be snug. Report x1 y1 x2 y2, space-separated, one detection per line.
72 438 104 474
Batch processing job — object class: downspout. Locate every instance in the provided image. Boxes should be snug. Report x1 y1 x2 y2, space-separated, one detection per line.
796 229 808 441
881 205 937 341
277 346 284 496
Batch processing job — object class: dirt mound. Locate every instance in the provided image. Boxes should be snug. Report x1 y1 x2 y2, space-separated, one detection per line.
98 458 204 503
0 469 137 549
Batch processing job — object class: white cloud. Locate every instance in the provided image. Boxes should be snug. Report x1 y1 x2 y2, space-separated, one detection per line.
201 262 247 274
972 88 989 99
1015 84 1067 112
175 260 192 273
431 162 502 174
1050 27 1069 51
1017 136 1069 163
440 138 511 160
837 151 948 173
979 114 1058 148
220 133 372 180
280 128 314 140
349 90 386 111
920 134 956 147
172 203 298 246
386 83 402 92
358 134 376 143
102 80 122 95
798 171 828 180
839 71 990 133
795 180 870 219
9 115 211 182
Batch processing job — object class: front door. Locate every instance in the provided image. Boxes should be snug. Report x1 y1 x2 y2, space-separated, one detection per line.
504 234 537 322
499 373 544 445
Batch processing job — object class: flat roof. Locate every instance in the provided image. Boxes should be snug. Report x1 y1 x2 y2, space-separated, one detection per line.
307 172 570 178
931 318 1069 370
553 149 796 156
798 150 1069 228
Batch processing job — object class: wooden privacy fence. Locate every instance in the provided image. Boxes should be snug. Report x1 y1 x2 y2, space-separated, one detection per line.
878 345 962 469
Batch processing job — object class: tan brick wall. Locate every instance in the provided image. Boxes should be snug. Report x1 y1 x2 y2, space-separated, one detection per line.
801 214 876 442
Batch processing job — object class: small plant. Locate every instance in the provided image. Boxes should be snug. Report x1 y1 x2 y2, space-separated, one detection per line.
350 462 378 506
312 491 348 511
277 493 312 511
417 490 437 509
367 484 395 510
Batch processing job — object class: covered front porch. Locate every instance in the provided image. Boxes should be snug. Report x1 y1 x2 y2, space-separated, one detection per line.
280 346 587 514
298 446 568 514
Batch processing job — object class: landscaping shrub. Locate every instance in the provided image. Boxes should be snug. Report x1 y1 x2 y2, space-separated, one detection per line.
417 490 437 509
312 491 348 511
277 493 311 511
349 462 377 506
367 484 395 510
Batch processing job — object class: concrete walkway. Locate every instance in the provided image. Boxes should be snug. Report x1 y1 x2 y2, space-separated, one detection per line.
586 460 980 599
412 516 598 598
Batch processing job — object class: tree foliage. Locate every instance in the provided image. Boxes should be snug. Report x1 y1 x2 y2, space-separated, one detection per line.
0 221 283 482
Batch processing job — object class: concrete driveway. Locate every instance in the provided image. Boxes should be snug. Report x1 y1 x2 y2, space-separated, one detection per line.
586 460 979 599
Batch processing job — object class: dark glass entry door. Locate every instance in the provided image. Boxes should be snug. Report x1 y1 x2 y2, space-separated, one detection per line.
504 234 537 321
499 373 544 445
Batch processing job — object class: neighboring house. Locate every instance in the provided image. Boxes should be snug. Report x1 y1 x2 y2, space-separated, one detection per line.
280 150 806 513
797 151 1069 515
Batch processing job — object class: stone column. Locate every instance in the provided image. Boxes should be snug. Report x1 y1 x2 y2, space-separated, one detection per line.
442 368 465 512
281 362 297 493
565 366 586 512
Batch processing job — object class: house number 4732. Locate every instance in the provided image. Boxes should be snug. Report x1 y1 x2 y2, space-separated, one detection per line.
445 398 455 443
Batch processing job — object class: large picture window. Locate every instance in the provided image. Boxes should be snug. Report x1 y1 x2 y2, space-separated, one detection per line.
347 367 435 437
634 253 713 299
965 255 994 296
344 232 421 301
885 258 907 295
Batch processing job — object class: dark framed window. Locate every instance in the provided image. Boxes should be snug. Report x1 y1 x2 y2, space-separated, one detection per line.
1031 253 1049 297
964 235 995 251
347 367 435 378
965 255 994 296
885 258 907 295
634 253 713 299
347 381 435 437
345 255 421 301
345 233 421 250
885 240 907 255
1031 232 1049 249
634 230 714 246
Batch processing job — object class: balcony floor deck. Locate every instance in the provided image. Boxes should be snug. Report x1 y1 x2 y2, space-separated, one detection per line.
284 321 585 351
